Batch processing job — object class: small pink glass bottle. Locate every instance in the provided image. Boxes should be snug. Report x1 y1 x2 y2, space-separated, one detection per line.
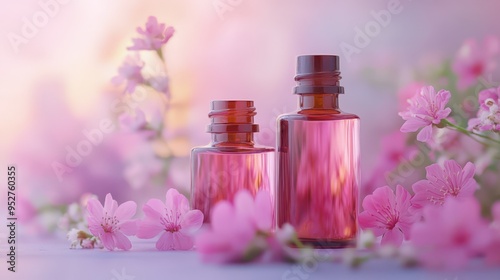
191 100 275 223
277 55 360 248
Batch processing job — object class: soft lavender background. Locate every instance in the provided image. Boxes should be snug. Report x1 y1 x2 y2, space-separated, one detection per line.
0 0 499 229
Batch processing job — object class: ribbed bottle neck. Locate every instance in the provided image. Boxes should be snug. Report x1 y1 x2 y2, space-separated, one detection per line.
207 100 258 147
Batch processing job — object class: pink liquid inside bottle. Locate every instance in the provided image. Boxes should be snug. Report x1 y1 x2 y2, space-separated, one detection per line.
191 100 275 223
277 55 360 248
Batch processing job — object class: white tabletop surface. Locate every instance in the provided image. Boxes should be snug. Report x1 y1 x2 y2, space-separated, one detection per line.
2 237 500 280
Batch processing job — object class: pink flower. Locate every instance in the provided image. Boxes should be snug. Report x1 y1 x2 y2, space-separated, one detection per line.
112 55 145 93
358 185 417 246
452 36 499 90
399 86 452 142
410 198 491 269
128 16 174 51
195 189 274 263
411 160 478 211
86 193 138 251
137 189 203 250
485 202 500 265
468 86 500 132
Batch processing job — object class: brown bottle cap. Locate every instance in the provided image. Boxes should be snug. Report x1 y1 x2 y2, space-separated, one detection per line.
296 55 340 76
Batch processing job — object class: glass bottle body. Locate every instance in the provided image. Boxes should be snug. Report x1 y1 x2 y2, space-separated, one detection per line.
191 145 275 223
277 97 360 248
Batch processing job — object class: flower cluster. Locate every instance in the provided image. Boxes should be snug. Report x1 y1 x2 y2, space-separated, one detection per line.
61 193 103 249
468 86 500 132
113 16 173 97
195 190 302 263
110 16 180 190
67 228 102 249
128 16 174 51
360 36 500 270
452 36 498 89
359 159 500 269
66 189 203 251
74 189 301 260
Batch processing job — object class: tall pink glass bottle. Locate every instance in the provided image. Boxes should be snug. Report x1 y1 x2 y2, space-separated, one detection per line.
191 100 275 223
277 55 360 248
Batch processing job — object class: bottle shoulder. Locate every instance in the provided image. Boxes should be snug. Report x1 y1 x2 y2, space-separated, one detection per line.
191 145 274 155
278 111 360 122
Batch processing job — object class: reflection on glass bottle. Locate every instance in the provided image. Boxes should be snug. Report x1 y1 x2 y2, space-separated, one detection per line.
191 100 275 223
277 55 360 248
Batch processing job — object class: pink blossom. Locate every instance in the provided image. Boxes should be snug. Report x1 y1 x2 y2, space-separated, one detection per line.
410 198 491 269
358 185 417 246
468 86 500 132
399 86 452 142
86 193 138 251
128 16 174 51
485 202 500 265
195 189 274 263
111 55 145 93
411 160 478 211
452 36 499 90
137 189 203 250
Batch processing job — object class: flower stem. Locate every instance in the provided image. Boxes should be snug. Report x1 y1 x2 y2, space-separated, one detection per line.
156 48 164 61
442 119 500 145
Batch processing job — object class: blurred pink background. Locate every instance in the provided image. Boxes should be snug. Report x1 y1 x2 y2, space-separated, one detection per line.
1 0 499 229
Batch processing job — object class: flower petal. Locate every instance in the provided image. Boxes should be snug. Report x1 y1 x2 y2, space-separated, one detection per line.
115 201 137 221
234 190 254 221
416 125 433 142
143 199 165 219
166 188 190 215
400 118 427 132
88 223 104 237
114 231 132 250
86 198 103 220
211 201 235 234
394 185 412 213
180 210 204 235
195 230 238 263
103 193 114 214
381 229 403 246
172 232 194 250
101 232 115 250
358 212 386 237
461 162 476 182
156 231 174 251
119 220 138 236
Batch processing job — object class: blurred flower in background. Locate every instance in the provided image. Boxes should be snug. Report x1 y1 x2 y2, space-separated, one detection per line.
452 36 499 90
